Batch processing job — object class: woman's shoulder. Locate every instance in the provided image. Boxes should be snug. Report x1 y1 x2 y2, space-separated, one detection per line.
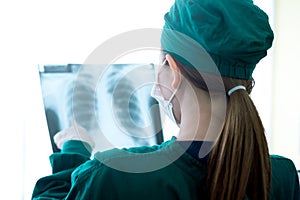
270 154 298 171
70 140 209 199
270 154 298 182
269 154 299 199
270 154 295 161
74 138 198 175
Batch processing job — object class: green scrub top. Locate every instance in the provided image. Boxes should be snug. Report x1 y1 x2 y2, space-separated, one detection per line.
32 139 299 200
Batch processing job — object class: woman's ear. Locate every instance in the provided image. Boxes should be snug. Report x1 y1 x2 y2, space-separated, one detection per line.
166 54 181 89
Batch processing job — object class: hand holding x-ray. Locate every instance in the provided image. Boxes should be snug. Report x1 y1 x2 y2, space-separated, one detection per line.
54 119 95 150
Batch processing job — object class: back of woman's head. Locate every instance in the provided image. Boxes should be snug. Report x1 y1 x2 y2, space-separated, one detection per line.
161 0 274 199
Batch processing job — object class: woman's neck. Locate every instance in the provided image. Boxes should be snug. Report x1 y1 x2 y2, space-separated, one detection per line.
175 81 225 142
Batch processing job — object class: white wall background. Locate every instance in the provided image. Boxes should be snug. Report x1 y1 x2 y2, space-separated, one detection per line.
0 0 299 199
271 0 300 169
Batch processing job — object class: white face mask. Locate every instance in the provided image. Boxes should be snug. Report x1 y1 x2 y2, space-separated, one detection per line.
151 66 181 127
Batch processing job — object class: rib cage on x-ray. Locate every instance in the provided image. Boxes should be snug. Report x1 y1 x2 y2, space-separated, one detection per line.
105 64 156 146
70 69 98 131
39 64 163 152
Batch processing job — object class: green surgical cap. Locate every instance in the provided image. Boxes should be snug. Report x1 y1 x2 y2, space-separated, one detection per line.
161 0 274 79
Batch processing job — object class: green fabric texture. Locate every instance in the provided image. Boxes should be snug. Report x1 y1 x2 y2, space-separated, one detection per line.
161 0 274 79
32 140 299 199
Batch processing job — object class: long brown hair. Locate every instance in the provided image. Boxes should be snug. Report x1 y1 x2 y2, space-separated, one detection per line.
167 54 271 200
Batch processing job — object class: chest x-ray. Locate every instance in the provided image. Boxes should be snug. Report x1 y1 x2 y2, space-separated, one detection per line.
39 63 163 152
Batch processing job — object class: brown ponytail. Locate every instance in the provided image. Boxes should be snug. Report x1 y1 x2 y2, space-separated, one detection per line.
207 78 271 200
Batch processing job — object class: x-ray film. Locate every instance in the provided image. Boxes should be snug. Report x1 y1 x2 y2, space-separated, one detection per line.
39 64 163 152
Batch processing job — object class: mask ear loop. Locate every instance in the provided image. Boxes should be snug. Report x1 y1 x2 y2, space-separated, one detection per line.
155 58 181 104
167 71 182 104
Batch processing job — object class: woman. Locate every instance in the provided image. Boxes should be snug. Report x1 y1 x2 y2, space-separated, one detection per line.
32 0 299 199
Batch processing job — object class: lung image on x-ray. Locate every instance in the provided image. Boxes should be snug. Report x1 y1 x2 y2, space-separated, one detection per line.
101 64 161 146
39 64 163 152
